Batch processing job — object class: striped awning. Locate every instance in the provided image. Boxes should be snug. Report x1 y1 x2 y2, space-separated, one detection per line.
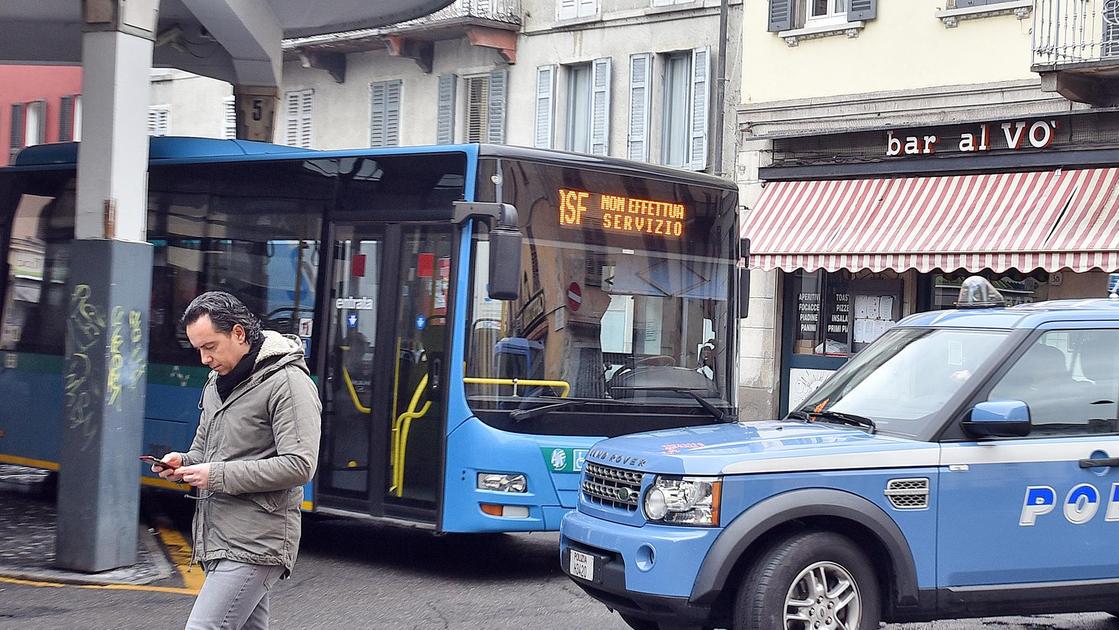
743 167 1119 273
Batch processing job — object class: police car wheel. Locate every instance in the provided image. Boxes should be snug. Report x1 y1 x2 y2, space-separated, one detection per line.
734 531 881 630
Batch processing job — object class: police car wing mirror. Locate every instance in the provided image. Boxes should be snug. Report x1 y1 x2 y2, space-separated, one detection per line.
454 202 522 301
738 238 751 319
962 400 1031 438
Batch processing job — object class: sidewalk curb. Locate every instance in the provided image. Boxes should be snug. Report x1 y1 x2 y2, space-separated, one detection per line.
0 525 176 587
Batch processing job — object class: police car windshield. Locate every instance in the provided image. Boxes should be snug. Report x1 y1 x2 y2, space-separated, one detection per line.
798 327 1010 439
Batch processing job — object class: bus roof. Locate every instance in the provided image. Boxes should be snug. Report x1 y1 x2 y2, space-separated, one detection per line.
8 137 738 191
900 298 1119 329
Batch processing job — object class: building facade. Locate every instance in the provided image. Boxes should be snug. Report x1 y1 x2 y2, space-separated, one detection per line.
736 0 1119 420
1 66 83 166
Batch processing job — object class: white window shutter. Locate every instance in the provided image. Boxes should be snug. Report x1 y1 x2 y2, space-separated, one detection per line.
386 80 402 147
370 81 387 147
285 89 313 148
557 0 578 20
590 58 612 156
577 0 597 17
487 68 507 144
436 74 457 144
299 90 313 148
223 96 236 140
627 53 651 162
688 47 709 171
534 65 555 149
147 106 170 137
284 91 300 146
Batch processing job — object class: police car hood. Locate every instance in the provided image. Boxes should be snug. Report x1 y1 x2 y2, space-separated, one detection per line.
586 420 938 476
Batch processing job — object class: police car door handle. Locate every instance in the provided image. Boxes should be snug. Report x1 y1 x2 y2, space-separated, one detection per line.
1078 457 1119 468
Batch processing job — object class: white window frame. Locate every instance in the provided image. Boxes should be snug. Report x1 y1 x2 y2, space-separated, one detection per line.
24 101 45 147
464 75 490 144
660 53 691 169
804 0 848 27
565 63 593 154
73 96 82 142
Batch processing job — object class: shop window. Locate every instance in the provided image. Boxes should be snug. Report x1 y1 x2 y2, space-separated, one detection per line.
988 330 1119 435
932 271 1049 308
792 270 902 357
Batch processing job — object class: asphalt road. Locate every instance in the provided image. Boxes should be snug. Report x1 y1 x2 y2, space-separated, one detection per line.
1 499 1116 630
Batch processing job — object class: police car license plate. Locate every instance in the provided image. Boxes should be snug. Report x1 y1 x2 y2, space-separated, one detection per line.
569 549 595 582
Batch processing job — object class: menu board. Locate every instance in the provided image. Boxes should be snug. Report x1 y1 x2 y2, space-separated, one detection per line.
794 290 821 354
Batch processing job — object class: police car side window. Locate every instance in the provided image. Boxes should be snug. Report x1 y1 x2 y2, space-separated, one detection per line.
988 330 1119 436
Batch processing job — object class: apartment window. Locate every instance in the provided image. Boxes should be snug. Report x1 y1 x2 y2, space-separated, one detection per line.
806 0 847 25
566 64 592 153
464 69 507 144
369 80 402 147
58 95 81 143
24 101 46 147
223 96 236 140
436 74 457 144
148 106 171 137
557 0 597 20
284 89 314 149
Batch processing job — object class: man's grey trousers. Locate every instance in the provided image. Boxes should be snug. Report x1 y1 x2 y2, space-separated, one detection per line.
185 560 285 630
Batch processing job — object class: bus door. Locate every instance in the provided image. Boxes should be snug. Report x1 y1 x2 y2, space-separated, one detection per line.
316 221 453 522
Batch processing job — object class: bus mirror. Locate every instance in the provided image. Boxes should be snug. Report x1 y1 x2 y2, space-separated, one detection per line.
738 238 751 319
489 227 522 300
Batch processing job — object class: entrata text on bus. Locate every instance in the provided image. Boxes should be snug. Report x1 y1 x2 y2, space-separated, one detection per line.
0 138 746 533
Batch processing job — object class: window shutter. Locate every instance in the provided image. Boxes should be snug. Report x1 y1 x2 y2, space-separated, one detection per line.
534 66 555 149
847 0 877 21
299 90 313 148
223 96 236 139
59 96 74 142
35 100 46 145
955 0 999 7
147 106 170 137
557 0 578 20
627 54 651 162
386 80 401 147
577 0 597 18
436 74 457 144
590 58 612 156
370 81 387 147
688 47 709 171
487 68 507 144
768 0 795 32
9 103 24 161
285 91 300 147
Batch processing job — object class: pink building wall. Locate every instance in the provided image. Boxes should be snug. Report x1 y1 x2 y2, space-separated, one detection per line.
1 66 83 165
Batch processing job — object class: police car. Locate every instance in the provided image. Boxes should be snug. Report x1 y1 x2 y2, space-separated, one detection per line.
560 277 1119 630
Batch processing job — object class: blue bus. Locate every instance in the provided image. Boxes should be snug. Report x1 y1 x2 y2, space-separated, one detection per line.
0 138 744 533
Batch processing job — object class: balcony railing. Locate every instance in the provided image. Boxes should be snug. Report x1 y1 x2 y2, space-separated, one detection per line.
1033 0 1119 68
395 0 521 28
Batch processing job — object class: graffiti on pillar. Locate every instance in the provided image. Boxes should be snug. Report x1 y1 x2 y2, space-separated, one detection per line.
107 307 147 410
65 285 104 450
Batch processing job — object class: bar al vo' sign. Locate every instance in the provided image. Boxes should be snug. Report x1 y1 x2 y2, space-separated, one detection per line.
886 119 1059 157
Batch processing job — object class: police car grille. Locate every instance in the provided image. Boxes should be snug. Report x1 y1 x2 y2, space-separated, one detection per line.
885 478 929 510
582 463 642 510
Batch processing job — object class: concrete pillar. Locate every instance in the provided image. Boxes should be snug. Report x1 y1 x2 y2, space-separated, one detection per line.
56 0 156 572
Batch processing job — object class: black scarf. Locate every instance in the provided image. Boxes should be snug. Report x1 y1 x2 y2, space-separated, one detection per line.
216 337 264 402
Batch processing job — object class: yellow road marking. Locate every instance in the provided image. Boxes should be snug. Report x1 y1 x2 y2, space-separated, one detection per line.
0 575 197 595
156 527 204 593
0 454 59 470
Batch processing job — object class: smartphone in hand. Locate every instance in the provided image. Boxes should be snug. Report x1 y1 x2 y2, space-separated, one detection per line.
139 455 178 472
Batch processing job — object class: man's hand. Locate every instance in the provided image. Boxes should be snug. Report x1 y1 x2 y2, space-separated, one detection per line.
177 463 211 489
156 452 185 482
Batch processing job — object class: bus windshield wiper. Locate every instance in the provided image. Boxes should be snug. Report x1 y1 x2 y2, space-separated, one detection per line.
610 386 734 423
508 399 588 422
812 410 877 434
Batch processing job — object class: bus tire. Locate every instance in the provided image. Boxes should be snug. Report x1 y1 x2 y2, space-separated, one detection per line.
733 530 881 630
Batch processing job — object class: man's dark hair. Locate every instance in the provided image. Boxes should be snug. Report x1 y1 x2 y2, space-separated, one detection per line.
181 291 264 345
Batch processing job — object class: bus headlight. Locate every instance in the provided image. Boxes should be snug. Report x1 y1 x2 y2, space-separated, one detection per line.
477 472 528 493
643 476 721 527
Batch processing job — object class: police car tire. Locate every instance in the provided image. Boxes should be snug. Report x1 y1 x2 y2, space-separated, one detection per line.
734 530 881 630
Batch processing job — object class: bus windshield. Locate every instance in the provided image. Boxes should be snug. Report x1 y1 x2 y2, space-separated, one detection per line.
465 158 738 435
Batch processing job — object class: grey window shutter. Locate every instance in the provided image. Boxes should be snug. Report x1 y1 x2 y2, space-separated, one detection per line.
9 103 24 161
59 96 74 142
370 82 387 146
35 100 46 145
590 58 612 156
487 68 507 144
768 0 795 32
627 54 651 162
386 80 401 146
285 91 300 146
847 0 877 21
955 0 999 7
534 65 555 149
299 90 313 148
436 74 457 144
688 47 709 171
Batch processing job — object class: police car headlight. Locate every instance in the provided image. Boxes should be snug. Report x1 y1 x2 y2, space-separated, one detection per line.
643 476 722 527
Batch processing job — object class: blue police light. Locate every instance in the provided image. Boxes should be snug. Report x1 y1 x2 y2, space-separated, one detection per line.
955 276 1006 308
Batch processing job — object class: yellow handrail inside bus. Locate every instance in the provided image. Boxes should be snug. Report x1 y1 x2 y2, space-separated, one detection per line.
390 373 431 497
341 366 371 414
462 377 570 398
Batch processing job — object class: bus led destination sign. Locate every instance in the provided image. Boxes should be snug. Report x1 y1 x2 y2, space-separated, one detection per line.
558 188 685 238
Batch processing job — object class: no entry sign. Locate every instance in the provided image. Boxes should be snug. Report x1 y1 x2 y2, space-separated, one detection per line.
567 282 582 312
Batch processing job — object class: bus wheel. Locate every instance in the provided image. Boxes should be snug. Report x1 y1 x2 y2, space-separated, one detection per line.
733 531 881 630
618 613 658 630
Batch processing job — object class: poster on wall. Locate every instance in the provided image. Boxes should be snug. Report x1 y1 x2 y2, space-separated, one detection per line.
788 367 836 410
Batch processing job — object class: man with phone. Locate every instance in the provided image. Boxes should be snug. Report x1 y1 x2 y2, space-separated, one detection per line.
153 291 321 630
